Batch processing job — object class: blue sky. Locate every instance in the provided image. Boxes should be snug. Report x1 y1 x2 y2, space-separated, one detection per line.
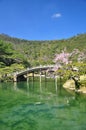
0 0 86 40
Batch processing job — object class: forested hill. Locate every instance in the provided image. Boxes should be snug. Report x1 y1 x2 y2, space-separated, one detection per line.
0 33 86 68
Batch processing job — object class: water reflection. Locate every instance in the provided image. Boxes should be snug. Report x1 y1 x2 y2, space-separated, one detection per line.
12 80 86 109
12 78 77 106
13 78 60 96
0 79 86 130
13 82 17 90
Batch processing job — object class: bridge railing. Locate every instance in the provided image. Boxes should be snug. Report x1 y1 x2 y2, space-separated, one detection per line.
12 65 55 76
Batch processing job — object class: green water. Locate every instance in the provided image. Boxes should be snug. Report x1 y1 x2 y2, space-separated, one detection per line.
0 79 86 130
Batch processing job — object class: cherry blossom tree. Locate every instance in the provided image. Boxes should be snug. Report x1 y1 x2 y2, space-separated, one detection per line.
53 51 70 71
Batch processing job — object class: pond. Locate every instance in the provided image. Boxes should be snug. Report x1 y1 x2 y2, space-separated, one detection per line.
0 78 86 130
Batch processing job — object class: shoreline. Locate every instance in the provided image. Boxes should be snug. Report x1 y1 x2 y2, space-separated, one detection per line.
63 75 86 94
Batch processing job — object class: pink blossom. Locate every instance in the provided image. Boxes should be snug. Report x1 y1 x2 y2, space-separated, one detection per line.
54 52 70 71
54 52 69 64
53 64 61 71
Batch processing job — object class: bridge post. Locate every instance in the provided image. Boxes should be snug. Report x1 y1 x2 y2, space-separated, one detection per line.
45 71 47 82
40 71 42 83
32 72 34 82
26 69 29 82
55 75 57 92
27 76 29 82
13 74 17 82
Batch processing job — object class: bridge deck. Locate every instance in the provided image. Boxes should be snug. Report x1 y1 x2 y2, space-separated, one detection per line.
14 65 55 76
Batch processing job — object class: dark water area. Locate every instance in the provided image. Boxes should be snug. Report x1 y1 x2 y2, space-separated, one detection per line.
0 78 86 130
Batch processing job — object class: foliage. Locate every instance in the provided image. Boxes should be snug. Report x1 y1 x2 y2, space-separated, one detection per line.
0 33 86 82
0 33 86 67
0 40 13 56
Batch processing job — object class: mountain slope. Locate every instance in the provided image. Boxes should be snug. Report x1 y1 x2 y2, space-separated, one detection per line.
0 33 86 67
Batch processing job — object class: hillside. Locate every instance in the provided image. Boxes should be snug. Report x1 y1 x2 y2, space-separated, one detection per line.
0 33 86 68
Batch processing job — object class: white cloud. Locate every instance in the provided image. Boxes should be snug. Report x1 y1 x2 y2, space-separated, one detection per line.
52 13 62 18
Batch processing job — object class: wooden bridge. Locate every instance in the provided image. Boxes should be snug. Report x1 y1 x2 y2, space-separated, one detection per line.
13 65 55 82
